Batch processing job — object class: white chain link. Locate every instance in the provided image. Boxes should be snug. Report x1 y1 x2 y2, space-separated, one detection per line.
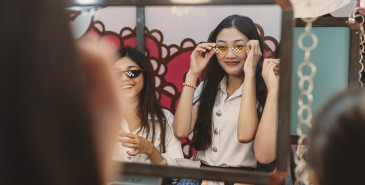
294 18 318 185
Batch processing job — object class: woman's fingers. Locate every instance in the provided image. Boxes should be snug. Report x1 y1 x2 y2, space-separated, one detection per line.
263 59 280 71
263 59 269 70
196 43 215 50
122 143 135 148
268 59 280 65
263 60 272 73
193 47 207 53
205 49 216 58
256 42 260 54
118 137 138 144
264 62 276 72
119 132 137 138
127 149 140 156
192 43 215 58
118 138 130 143
247 40 260 54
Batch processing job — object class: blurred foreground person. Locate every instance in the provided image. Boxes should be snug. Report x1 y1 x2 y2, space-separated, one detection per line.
308 88 365 185
0 0 122 185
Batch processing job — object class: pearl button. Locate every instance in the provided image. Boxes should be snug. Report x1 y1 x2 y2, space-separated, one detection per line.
127 155 132 160
212 146 217 152
214 129 218 135
216 111 221 117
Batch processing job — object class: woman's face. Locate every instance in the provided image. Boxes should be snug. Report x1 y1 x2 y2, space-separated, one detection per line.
113 56 144 99
215 27 249 77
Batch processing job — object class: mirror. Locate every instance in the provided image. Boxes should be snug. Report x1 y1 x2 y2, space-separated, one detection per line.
67 1 292 184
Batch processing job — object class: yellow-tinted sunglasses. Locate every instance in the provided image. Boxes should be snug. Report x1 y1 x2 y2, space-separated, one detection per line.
212 45 249 55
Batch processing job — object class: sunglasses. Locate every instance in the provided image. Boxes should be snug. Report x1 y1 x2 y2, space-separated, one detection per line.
212 45 249 55
116 69 144 79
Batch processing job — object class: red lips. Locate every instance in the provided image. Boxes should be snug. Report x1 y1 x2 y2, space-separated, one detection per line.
225 61 240 65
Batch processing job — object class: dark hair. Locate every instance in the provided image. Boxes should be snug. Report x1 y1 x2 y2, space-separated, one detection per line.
116 46 167 153
0 0 101 185
192 15 266 150
308 88 365 185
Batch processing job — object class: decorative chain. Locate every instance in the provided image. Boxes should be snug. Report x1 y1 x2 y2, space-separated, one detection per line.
294 18 318 185
349 8 365 87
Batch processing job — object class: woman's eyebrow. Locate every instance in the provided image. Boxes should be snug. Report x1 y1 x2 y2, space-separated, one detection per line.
233 39 246 43
114 65 139 71
216 39 246 43
127 66 139 69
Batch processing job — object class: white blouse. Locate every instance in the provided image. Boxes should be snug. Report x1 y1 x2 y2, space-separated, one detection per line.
193 77 257 168
113 109 184 166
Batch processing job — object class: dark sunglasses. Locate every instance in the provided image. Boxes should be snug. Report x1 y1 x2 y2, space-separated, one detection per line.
116 69 144 79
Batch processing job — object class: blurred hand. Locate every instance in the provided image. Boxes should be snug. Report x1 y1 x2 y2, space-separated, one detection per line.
118 132 154 156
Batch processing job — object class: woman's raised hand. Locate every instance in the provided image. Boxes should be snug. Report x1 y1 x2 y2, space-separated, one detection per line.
189 43 216 76
262 58 280 92
243 40 262 76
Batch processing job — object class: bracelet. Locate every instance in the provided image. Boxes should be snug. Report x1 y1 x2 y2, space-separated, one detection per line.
182 83 196 90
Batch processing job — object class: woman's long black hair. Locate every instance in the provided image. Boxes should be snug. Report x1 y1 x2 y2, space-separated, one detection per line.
192 15 267 151
117 46 167 153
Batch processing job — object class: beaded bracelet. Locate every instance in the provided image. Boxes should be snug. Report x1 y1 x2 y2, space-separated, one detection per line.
182 83 196 90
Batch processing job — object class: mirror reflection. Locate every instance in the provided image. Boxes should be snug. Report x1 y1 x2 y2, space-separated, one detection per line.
68 5 282 184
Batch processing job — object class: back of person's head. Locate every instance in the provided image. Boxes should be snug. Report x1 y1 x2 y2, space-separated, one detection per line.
115 46 167 152
308 88 365 185
0 0 119 185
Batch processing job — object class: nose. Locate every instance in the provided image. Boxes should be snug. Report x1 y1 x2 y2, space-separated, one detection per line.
226 47 236 58
119 72 131 81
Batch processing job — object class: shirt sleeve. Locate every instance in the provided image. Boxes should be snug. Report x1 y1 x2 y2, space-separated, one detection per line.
193 81 204 104
161 109 184 166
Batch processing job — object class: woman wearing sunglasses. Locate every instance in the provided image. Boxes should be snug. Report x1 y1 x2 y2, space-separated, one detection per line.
114 46 183 165
174 14 279 179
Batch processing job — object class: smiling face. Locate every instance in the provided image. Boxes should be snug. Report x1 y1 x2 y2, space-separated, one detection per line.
113 56 144 99
216 27 249 77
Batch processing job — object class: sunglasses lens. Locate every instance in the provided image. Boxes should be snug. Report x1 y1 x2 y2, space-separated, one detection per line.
125 70 143 78
213 46 228 55
233 46 249 54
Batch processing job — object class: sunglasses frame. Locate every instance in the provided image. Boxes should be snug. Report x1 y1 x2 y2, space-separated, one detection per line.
117 69 144 79
213 45 250 55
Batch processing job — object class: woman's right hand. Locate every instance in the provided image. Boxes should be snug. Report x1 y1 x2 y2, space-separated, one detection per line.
118 132 155 156
262 58 280 93
189 43 216 76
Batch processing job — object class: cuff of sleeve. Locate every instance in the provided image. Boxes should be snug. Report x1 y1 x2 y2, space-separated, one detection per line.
160 158 168 166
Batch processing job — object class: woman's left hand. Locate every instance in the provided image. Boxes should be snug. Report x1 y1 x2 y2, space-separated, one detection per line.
118 132 154 156
262 58 280 92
